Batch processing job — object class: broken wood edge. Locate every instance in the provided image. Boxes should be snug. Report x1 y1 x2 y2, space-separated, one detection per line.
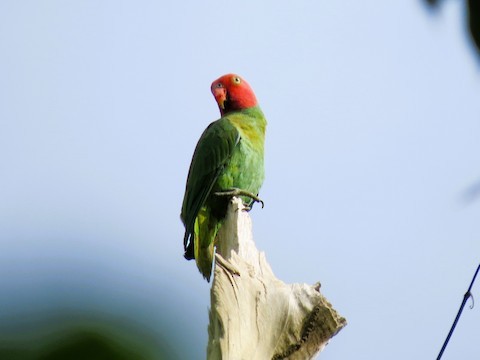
207 198 346 360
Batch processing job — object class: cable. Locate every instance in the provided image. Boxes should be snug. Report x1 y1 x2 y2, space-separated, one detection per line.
437 264 480 360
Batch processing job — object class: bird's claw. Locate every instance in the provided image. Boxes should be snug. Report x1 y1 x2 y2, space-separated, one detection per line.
214 188 264 209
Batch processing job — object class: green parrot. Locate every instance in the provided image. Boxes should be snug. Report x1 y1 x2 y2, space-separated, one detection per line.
181 74 267 281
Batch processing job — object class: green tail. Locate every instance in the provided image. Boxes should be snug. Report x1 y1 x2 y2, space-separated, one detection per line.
194 207 221 281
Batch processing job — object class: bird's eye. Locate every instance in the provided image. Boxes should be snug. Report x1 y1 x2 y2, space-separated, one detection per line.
215 83 223 88
233 76 241 84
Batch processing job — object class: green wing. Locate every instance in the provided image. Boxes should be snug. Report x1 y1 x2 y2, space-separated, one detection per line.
181 117 240 259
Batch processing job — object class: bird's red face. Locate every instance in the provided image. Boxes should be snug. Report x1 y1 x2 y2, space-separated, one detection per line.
211 74 258 116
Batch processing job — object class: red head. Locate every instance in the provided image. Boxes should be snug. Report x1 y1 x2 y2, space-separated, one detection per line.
211 74 258 116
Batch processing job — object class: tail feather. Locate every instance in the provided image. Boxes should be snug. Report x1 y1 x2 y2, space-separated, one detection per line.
183 232 195 260
193 208 220 282
194 236 214 282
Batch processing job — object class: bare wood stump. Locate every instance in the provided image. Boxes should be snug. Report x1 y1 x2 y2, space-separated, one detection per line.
207 198 346 360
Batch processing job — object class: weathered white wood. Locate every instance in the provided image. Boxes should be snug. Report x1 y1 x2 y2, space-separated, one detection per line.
207 198 346 360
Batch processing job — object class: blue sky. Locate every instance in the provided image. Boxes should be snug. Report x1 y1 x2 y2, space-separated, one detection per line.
1 1 479 359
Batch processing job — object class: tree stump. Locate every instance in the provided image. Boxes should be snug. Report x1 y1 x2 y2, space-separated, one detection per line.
207 198 346 360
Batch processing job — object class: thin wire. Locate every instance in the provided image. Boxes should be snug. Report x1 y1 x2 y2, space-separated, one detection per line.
437 264 480 360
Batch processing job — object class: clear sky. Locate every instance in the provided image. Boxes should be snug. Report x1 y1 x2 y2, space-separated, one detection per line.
1 1 479 359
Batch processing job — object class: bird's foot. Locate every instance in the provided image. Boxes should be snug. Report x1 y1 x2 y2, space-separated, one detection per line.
214 188 264 209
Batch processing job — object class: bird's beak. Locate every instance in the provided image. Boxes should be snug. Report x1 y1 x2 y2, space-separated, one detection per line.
213 87 227 110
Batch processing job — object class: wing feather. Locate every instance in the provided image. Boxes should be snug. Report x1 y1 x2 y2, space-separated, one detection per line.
181 117 240 256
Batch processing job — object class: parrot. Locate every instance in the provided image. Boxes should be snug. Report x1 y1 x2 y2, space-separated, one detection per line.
180 73 267 281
